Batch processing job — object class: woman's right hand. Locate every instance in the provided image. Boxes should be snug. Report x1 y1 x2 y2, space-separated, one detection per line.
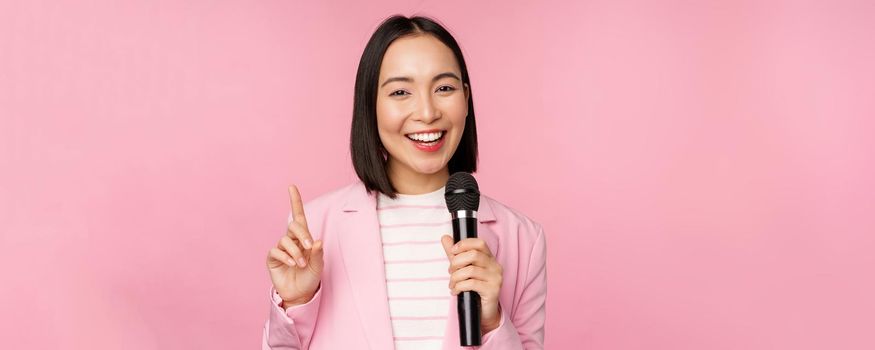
266 185 324 307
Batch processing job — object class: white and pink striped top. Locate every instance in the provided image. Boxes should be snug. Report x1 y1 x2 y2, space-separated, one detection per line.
377 185 452 350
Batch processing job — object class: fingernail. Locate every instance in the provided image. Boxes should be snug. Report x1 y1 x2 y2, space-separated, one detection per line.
303 239 312 249
298 258 307 267
287 258 297 267
452 244 459 253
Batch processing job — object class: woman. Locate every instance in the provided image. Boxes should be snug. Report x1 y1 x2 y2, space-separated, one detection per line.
262 15 546 350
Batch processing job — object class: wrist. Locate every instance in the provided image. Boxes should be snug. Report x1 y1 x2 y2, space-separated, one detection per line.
282 293 314 309
481 306 502 334
481 319 499 334
280 283 321 309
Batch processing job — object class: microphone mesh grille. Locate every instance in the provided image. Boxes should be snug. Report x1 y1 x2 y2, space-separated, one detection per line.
444 172 480 212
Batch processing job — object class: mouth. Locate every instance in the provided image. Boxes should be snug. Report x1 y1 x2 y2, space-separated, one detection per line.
404 129 447 152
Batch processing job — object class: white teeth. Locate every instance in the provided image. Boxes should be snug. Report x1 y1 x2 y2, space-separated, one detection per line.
406 131 444 142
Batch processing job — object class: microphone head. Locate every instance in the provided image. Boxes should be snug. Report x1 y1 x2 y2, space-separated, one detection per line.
445 172 480 212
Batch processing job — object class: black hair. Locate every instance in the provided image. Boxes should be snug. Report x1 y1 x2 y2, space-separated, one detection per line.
350 14 478 199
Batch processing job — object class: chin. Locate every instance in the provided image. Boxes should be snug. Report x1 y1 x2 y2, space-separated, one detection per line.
412 162 447 175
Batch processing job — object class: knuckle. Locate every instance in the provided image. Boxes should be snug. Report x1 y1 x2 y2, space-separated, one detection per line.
281 238 299 253
457 252 471 262
296 223 311 237
468 253 481 264
451 261 463 271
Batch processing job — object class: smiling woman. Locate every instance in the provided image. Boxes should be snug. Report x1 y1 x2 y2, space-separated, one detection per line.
351 16 479 198
264 14 546 350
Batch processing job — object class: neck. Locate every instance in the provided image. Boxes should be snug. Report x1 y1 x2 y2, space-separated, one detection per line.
387 159 450 195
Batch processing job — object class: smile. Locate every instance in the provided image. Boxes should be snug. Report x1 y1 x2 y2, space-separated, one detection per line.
404 130 446 152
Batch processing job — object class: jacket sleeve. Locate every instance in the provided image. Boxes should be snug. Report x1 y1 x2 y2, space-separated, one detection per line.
261 284 322 350
478 224 547 349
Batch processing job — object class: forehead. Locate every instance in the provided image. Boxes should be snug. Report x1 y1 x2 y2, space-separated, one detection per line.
379 34 460 80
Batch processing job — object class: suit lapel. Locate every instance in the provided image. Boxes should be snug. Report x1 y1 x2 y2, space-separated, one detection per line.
338 182 395 350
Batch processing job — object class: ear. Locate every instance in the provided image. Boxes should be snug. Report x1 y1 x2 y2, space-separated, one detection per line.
464 83 470 102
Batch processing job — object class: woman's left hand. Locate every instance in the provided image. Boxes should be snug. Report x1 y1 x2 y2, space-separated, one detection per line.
441 235 504 334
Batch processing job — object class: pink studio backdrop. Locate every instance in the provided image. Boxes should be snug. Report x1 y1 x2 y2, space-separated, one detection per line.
2 0 874 349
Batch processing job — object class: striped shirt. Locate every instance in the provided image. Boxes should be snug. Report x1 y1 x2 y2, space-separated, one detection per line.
377 185 452 350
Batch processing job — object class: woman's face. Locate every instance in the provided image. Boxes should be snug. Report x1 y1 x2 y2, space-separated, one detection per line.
376 34 470 179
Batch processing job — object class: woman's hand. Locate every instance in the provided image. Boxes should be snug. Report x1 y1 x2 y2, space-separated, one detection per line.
441 235 504 334
266 185 324 308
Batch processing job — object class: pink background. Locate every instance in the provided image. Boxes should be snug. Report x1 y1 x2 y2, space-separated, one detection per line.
2 0 874 349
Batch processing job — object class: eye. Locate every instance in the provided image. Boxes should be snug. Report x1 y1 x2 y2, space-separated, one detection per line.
390 90 409 96
437 85 456 93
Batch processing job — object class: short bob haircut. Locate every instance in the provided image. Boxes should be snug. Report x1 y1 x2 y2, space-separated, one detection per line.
350 15 478 199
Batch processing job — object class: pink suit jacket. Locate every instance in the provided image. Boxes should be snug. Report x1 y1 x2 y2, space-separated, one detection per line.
262 180 547 349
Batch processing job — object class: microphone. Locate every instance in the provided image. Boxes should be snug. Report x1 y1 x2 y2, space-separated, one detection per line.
444 172 482 346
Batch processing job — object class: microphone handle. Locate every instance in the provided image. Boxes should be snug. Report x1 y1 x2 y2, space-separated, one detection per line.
452 211 481 346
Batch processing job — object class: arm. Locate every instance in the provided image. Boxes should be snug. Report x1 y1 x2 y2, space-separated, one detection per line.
261 284 323 350
479 225 547 349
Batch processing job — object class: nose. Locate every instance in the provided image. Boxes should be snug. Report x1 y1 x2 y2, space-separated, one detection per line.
414 91 441 123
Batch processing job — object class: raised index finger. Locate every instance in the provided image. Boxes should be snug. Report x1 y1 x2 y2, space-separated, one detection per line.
288 185 308 226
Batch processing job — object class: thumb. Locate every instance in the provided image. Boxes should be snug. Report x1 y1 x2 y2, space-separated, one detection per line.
441 234 455 259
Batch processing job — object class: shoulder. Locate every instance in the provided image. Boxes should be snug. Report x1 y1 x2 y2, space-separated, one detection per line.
298 181 365 221
284 181 365 228
480 193 545 244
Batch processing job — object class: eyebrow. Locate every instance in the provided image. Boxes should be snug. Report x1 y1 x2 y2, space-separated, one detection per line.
380 72 461 88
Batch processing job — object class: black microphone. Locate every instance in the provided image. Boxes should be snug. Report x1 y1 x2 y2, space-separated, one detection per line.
444 172 482 346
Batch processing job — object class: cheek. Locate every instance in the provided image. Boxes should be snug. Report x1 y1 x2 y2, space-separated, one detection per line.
376 112 408 153
376 105 405 133
446 107 468 133
440 95 468 121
